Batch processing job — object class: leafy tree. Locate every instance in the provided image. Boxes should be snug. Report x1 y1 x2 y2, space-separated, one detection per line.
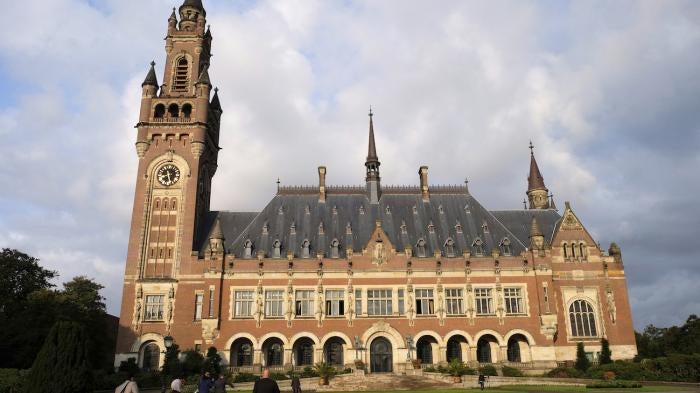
162 344 182 379
600 338 612 364
575 342 590 371
203 347 222 376
24 321 93 393
118 358 140 375
0 248 56 313
181 349 205 376
635 315 700 359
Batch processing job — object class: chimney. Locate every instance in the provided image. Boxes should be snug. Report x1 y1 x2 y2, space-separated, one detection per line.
419 166 429 201
318 166 327 203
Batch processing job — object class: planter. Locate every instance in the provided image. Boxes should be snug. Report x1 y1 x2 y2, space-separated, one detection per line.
318 377 328 386
452 376 463 383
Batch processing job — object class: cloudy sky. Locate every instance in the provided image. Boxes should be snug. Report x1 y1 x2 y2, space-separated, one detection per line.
1 0 698 329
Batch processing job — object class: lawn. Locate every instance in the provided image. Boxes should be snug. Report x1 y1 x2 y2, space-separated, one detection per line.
319 386 693 393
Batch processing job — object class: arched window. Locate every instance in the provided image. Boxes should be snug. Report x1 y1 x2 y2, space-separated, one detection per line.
182 103 192 118
563 243 568 259
330 239 340 259
473 238 484 257
243 240 253 259
154 104 166 118
231 338 253 367
272 239 281 259
168 103 179 118
141 342 160 371
500 237 512 256
170 198 177 210
301 239 310 259
173 57 189 92
571 243 577 259
416 238 426 257
569 299 597 337
444 238 455 257
579 243 587 259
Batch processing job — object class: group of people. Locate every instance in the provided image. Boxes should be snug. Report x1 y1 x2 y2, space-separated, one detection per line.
115 368 291 393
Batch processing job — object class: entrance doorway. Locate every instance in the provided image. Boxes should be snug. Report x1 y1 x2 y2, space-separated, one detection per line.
370 337 393 373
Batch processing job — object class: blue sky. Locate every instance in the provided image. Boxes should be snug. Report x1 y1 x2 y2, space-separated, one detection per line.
1 0 699 329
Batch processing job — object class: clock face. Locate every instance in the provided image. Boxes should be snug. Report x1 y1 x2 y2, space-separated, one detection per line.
157 164 180 186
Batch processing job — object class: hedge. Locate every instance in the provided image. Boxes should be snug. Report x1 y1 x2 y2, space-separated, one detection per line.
0 369 27 393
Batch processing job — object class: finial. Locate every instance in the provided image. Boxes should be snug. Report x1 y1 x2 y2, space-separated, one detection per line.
369 105 373 117
529 140 534 154
214 87 219 93
150 60 156 67
276 178 281 191
523 198 527 209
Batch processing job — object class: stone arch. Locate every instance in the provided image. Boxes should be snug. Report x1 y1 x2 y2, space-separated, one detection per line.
224 332 259 354
129 332 164 353
289 331 320 347
413 330 444 347
473 329 505 347
257 332 289 350
229 337 255 368
320 331 353 348
444 330 474 347
504 329 536 346
444 330 472 362
144 152 192 182
140 341 161 371
475 332 502 363
361 322 404 350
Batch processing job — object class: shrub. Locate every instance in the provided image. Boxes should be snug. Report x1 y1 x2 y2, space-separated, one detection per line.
545 366 583 378
24 321 93 393
599 338 612 365
203 347 222 376
575 342 590 372
501 366 524 377
298 366 318 378
269 372 289 381
0 369 27 393
602 370 616 380
181 349 204 376
117 358 139 375
447 359 468 377
232 373 258 383
479 365 498 376
586 380 642 388
424 366 437 373
436 365 448 374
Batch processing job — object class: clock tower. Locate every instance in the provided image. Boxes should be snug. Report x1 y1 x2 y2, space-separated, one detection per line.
116 0 221 356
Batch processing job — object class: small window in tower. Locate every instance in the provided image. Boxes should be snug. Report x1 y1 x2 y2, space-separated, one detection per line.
168 103 179 118
154 198 160 209
416 238 427 258
563 243 568 259
272 240 281 259
171 198 177 210
243 239 253 259
330 239 340 259
182 103 192 118
301 239 311 259
571 243 577 259
154 104 166 118
580 242 587 259
472 238 484 257
444 238 456 258
163 199 168 209
173 57 189 92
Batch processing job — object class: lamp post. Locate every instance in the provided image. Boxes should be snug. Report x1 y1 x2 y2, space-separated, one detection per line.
161 335 174 393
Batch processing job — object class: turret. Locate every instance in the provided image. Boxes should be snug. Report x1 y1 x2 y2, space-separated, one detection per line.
529 216 546 253
179 0 206 33
138 61 158 124
527 141 551 209
365 108 381 204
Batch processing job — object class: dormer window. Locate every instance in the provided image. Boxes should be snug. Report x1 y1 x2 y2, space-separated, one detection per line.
472 238 484 257
173 57 189 92
243 240 253 259
272 240 281 259
385 205 391 214
301 239 311 259
500 238 512 256
400 221 408 234
482 222 489 233
330 239 340 259
416 238 427 258
428 222 435 233
455 222 463 233
444 238 456 257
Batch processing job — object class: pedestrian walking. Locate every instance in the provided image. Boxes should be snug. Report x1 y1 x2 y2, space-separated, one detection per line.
170 376 184 393
291 375 302 393
213 374 227 393
115 373 140 393
252 368 280 393
478 373 486 390
198 371 215 393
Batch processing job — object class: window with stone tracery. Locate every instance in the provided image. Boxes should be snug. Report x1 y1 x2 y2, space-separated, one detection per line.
569 299 598 337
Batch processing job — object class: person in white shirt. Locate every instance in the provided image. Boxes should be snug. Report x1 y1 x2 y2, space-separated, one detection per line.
170 376 184 393
115 374 140 393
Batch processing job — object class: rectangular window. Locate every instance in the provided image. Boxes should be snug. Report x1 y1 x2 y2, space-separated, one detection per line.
355 289 362 316
415 288 435 315
234 290 254 318
208 288 215 318
295 290 314 317
325 290 345 316
144 295 164 321
475 288 493 315
504 287 524 315
265 290 284 317
367 289 393 315
398 289 405 315
445 288 464 315
194 293 203 321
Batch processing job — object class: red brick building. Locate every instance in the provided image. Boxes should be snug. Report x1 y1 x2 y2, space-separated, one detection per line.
115 0 637 373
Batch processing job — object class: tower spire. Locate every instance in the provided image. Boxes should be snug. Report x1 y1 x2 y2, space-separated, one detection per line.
365 107 381 204
142 61 158 87
526 141 550 209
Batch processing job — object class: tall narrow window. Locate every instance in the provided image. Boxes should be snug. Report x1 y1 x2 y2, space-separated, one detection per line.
398 289 405 315
416 239 427 257
367 289 392 315
569 299 597 337
173 57 189 92
563 243 568 259
194 293 203 321
301 239 310 258
144 295 165 321
415 288 434 315
272 240 281 259
445 288 464 315
504 287 524 314
579 243 587 259
444 238 456 257
500 238 512 256
295 290 314 316
355 289 362 316
208 288 215 318
325 290 345 316
473 238 484 257
571 243 577 259
265 290 284 317
475 288 493 315
234 290 254 318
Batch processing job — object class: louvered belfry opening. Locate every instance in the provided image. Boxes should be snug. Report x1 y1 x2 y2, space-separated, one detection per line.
173 57 189 92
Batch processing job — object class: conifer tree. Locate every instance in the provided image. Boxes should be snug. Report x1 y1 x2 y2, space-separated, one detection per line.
24 321 93 393
203 346 222 376
575 342 590 372
599 338 612 364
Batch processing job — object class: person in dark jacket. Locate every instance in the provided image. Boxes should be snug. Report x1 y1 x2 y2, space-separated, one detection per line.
213 374 227 393
291 375 301 393
478 373 486 390
198 372 215 393
252 368 280 393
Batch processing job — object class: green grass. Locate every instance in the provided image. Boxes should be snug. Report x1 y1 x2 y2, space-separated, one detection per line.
317 386 692 393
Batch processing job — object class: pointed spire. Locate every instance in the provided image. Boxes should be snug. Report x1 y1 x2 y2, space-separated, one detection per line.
528 141 546 191
205 25 212 39
210 87 222 111
366 107 378 162
364 107 381 203
210 219 224 240
549 193 557 210
169 7 177 22
142 61 158 87
197 66 211 86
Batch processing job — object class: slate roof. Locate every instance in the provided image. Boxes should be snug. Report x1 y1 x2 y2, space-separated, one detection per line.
197 188 562 259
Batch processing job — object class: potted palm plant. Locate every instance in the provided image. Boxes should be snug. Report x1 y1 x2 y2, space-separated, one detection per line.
447 359 468 383
314 362 337 386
